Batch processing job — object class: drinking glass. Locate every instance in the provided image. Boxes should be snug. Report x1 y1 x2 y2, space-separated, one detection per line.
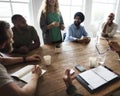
98 53 107 65
95 43 110 65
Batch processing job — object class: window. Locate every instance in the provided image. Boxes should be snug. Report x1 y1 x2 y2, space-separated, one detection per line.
59 0 84 27
59 0 119 37
91 0 117 31
0 0 30 26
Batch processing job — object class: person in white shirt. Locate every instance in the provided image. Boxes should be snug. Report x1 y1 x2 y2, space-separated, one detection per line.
101 13 118 38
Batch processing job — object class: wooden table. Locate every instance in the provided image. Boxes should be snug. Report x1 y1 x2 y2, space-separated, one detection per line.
7 36 120 96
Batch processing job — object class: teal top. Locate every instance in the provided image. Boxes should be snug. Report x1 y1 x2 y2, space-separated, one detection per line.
47 12 62 42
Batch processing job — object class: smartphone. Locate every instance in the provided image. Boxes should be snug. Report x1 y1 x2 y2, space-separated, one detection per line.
75 64 86 72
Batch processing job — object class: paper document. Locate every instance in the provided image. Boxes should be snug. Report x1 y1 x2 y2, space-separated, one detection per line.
79 65 118 89
11 65 46 83
79 70 106 89
92 66 118 81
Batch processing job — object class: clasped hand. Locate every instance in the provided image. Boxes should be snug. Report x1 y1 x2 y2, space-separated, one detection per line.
52 21 59 27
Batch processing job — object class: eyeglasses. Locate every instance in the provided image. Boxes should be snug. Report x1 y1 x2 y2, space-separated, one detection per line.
95 44 110 55
95 38 110 55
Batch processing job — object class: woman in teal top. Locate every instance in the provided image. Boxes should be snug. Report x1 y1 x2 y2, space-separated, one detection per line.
40 0 65 44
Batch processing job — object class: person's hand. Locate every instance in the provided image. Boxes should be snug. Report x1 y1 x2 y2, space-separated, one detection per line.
63 69 75 87
61 24 65 30
82 37 91 44
26 54 41 62
32 65 42 79
76 37 91 44
51 21 59 27
106 20 110 25
76 38 83 43
109 41 120 52
102 33 109 37
107 16 114 25
18 46 29 54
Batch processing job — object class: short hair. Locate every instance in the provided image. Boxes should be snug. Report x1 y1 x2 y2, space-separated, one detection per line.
108 13 115 19
74 12 85 23
11 14 23 23
0 21 10 45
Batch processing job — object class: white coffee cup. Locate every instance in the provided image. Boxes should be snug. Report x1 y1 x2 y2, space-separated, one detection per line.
43 55 51 65
89 57 98 68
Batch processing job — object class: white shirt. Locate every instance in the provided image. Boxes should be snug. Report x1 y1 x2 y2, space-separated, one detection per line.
102 22 118 37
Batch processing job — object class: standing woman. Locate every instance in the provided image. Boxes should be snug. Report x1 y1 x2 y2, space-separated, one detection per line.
40 0 65 44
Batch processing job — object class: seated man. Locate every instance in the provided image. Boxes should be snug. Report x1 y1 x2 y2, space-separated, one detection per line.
11 14 40 54
101 13 118 38
0 20 42 96
64 12 90 44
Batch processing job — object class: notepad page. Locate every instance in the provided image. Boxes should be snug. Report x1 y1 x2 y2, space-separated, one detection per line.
79 70 106 89
21 69 46 83
92 66 118 81
11 65 33 78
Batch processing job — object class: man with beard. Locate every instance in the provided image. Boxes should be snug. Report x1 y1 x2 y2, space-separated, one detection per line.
64 12 90 44
101 13 118 38
0 20 42 96
11 14 40 54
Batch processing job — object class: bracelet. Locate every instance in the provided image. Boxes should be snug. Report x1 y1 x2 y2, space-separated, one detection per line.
23 56 27 63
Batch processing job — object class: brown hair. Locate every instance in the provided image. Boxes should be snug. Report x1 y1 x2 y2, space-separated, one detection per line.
0 21 10 45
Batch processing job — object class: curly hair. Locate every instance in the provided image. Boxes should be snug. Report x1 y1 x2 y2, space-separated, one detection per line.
42 0 60 16
0 21 10 45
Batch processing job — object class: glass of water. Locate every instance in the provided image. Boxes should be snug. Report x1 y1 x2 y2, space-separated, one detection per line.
98 53 107 65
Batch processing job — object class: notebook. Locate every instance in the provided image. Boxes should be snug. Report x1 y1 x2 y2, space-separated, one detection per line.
11 65 46 83
76 65 119 93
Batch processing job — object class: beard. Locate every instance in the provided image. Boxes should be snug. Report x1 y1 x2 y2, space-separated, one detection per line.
0 43 13 53
74 21 80 28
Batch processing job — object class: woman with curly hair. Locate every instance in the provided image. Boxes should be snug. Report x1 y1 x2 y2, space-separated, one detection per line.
40 0 65 45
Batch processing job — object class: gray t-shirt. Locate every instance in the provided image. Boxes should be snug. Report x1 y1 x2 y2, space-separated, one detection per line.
0 64 13 88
